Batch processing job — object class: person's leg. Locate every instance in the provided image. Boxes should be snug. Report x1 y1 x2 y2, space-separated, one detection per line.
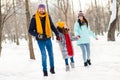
70 56 74 63
85 43 90 60
37 40 47 76
80 44 88 66
80 44 87 62
46 39 55 74
65 58 69 65
70 56 75 68
65 58 70 71
85 43 91 65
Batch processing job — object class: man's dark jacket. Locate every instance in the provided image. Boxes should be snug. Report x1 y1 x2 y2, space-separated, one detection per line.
28 15 59 40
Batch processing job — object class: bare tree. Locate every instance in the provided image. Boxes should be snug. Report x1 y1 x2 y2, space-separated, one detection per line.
13 0 19 45
2 0 27 43
117 1 120 32
59 0 69 25
78 0 82 11
25 0 35 59
90 0 96 32
95 0 100 35
101 0 106 33
46 0 55 40
46 0 49 14
0 0 15 55
71 0 75 23
0 0 2 56
107 0 119 41
117 15 120 32
57 0 60 20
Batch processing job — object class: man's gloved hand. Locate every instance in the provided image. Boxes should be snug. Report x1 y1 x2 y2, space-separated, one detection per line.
56 36 61 41
38 34 43 39
38 34 47 39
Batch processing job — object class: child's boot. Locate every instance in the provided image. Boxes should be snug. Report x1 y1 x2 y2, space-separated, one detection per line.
70 62 75 68
66 65 70 71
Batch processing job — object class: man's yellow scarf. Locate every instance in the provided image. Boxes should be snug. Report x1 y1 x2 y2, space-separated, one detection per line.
35 10 52 38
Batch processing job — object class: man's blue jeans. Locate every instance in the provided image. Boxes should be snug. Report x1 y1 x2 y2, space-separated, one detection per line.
37 39 54 71
79 43 90 62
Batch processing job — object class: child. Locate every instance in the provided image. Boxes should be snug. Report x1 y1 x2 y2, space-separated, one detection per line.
56 22 75 71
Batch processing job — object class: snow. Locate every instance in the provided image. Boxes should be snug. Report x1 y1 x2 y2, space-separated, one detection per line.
0 34 120 80
108 0 117 30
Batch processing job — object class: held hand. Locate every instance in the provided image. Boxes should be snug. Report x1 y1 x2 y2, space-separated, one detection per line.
77 36 80 39
56 36 61 41
96 37 98 40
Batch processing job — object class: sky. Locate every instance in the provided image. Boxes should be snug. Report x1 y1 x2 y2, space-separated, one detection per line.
73 0 108 11
30 0 108 12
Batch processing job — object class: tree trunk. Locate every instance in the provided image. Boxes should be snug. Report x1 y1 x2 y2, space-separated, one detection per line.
78 0 82 11
118 15 120 32
95 0 100 35
90 0 96 32
46 0 54 40
0 30 2 56
25 0 35 59
117 15 119 32
71 0 75 23
0 0 2 56
101 0 106 33
117 0 120 32
117 2 120 32
59 0 69 25
65 13 68 25
108 19 117 41
13 0 19 45
46 0 49 14
108 0 118 41
65 0 69 25
57 0 60 19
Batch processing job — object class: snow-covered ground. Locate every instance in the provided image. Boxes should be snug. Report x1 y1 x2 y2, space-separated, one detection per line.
0 34 120 80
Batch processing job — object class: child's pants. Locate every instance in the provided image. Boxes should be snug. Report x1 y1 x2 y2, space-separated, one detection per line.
65 56 74 65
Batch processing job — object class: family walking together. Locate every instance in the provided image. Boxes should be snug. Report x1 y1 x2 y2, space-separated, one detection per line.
28 4 97 76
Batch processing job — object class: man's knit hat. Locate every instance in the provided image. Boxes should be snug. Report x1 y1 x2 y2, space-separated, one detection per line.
38 4 45 9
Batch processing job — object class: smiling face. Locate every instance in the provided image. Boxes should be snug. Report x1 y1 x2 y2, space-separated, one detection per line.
79 15 83 21
38 7 46 14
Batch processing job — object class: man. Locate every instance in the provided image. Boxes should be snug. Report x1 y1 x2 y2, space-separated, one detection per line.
28 4 60 76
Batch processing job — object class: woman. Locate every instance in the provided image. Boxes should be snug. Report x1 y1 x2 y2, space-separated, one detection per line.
74 11 98 67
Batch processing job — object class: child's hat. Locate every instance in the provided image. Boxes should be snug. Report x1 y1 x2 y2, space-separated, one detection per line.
56 22 65 28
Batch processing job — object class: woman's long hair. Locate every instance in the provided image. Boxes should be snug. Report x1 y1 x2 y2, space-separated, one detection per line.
78 16 88 28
